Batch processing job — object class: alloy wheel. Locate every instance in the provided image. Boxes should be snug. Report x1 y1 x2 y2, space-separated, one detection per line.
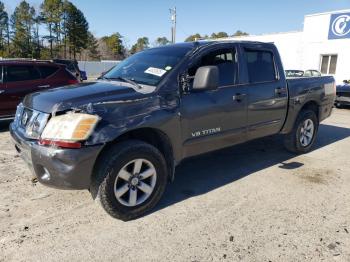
299 119 315 147
114 159 157 207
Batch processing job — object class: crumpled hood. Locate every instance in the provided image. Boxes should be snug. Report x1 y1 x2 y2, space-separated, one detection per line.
23 81 156 113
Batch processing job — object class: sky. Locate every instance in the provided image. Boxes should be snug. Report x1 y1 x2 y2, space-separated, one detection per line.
3 0 350 47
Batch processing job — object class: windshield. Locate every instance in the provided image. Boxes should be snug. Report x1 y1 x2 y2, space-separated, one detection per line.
103 46 192 86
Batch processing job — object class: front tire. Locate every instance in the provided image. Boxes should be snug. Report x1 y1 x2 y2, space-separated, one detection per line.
284 109 319 154
90 140 168 221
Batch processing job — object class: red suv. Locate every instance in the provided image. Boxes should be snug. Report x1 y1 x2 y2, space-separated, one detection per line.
0 60 79 120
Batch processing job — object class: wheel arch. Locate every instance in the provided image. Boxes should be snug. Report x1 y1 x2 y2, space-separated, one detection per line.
281 99 320 134
93 127 175 182
300 100 320 121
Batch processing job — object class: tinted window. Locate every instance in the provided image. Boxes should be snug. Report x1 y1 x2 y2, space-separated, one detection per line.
66 63 76 72
245 50 276 83
0 66 3 82
189 48 237 86
38 66 59 78
6 66 40 82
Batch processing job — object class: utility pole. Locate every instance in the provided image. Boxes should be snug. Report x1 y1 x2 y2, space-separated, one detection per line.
169 7 176 43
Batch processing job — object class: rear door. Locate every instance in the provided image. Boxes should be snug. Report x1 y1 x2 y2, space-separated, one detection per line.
180 44 248 157
241 44 288 140
3 65 42 115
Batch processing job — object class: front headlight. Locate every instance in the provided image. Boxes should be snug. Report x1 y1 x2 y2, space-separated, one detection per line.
41 113 100 142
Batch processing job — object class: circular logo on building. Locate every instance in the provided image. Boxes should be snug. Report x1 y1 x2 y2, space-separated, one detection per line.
331 14 350 36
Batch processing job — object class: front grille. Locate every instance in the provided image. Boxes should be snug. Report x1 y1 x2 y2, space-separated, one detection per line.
13 103 50 139
20 108 34 128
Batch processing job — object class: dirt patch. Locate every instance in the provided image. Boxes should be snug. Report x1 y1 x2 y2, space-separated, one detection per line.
296 168 334 185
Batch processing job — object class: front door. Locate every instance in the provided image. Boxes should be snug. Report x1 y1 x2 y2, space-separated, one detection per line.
180 46 248 158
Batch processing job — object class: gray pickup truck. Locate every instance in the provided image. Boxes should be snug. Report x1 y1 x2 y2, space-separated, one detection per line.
10 41 336 220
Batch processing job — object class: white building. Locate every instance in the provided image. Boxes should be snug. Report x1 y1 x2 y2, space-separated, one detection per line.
224 9 350 84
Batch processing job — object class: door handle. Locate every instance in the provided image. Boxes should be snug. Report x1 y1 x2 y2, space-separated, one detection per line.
233 93 246 102
37 85 50 89
275 87 286 96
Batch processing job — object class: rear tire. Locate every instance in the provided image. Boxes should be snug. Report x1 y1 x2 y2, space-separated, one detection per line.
284 109 319 154
90 140 168 221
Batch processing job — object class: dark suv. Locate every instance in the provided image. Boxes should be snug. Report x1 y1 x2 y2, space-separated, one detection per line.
0 60 79 120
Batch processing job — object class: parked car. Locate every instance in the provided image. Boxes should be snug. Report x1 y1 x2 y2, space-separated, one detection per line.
53 59 87 81
0 60 79 120
304 70 321 77
335 82 350 108
285 70 304 77
10 41 336 220
285 69 321 78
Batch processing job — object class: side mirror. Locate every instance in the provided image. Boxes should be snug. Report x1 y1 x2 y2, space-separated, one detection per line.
193 66 219 91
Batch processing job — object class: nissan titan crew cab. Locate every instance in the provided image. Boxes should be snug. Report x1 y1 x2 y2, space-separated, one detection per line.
10 41 336 220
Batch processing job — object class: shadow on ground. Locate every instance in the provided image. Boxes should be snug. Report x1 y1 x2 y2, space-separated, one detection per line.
154 124 350 213
0 120 11 133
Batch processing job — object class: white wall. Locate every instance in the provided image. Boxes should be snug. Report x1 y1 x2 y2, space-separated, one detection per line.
224 32 304 70
224 10 350 84
302 12 350 84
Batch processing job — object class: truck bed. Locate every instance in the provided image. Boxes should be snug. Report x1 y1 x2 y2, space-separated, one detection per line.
280 76 336 134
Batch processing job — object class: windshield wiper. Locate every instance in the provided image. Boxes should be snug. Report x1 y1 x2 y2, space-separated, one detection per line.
104 76 142 90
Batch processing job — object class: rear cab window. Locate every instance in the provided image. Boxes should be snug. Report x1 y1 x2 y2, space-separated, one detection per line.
244 49 277 83
5 65 41 82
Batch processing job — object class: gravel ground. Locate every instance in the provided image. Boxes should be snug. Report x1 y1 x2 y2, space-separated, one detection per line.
0 108 350 262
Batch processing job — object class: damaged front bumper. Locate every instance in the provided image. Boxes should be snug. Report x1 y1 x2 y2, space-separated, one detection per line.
10 123 103 190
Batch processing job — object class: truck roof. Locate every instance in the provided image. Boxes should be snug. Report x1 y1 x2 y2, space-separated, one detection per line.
0 59 58 66
151 40 274 51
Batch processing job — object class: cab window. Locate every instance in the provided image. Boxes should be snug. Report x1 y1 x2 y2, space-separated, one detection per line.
244 49 276 83
188 48 237 87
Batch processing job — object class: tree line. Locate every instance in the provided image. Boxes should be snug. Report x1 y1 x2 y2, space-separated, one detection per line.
0 0 248 61
0 0 93 59
184 31 249 42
